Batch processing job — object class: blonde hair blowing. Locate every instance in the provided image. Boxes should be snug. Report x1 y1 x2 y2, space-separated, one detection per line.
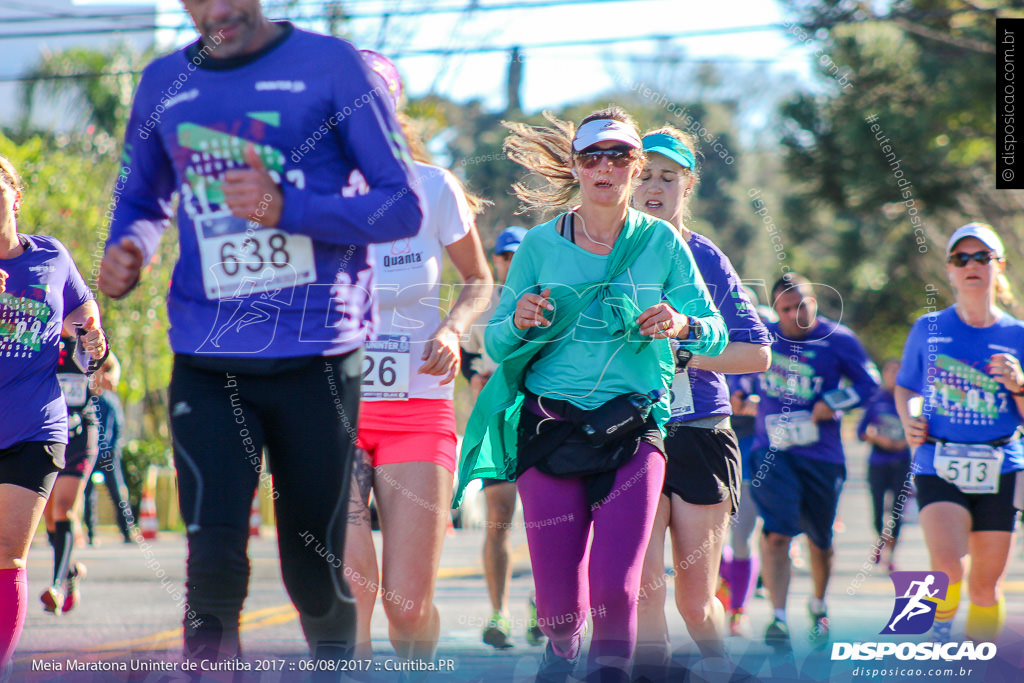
0 154 23 214
503 106 642 214
996 272 1023 317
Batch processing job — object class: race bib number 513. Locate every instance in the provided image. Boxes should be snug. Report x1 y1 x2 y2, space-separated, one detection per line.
933 442 1004 494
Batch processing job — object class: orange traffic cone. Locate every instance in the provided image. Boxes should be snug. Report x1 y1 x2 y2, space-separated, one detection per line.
249 495 262 537
139 476 159 540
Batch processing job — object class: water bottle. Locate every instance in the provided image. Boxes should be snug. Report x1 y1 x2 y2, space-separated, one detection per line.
629 388 668 420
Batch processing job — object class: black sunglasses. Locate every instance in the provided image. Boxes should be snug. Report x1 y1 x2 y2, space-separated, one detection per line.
575 148 635 169
947 250 1001 267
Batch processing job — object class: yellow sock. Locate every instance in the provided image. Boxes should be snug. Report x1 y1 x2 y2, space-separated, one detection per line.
931 580 960 624
966 598 1005 642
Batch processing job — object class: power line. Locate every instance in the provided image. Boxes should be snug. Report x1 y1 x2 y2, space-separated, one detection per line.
0 5 1000 81
0 0 651 29
0 25 793 84
0 3 1001 42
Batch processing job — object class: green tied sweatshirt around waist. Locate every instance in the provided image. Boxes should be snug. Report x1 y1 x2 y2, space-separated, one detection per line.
452 208 727 507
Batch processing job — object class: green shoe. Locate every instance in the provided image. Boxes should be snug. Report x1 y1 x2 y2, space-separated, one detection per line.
525 592 546 646
482 612 514 649
764 617 792 653
807 602 830 650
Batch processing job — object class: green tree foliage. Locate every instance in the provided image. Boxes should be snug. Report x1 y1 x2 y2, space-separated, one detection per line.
20 42 153 138
0 132 177 499
777 0 1024 359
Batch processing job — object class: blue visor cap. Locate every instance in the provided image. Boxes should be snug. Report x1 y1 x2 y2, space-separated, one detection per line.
495 226 528 254
642 133 695 170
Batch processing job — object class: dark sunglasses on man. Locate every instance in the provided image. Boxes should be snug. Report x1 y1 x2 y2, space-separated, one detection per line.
947 250 1003 267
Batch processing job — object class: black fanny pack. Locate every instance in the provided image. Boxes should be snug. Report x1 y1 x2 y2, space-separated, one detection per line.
517 393 662 480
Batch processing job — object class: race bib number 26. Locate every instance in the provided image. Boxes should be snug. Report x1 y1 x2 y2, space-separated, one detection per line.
362 335 411 400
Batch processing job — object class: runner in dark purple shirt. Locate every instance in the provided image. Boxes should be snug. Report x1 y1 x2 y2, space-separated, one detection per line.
632 127 771 675
0 154 108 669
857 359 911 572
97 1 422 667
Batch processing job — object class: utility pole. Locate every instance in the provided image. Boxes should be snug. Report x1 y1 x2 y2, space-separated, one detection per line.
506 46 522 114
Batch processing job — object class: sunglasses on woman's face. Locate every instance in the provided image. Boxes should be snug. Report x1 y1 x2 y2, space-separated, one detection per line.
948 250 1001 267
575 148 634 169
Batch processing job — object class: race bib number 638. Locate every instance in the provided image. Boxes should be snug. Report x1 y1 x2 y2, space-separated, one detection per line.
196 211 315 300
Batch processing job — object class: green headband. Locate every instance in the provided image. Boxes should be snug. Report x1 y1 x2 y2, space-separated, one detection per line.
642 133 695 170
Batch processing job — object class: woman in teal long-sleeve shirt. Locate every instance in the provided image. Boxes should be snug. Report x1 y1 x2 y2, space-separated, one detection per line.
458 106 725 682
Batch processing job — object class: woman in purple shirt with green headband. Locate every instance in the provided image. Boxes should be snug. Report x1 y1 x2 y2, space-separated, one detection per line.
0 154 108 671
631 127 771 676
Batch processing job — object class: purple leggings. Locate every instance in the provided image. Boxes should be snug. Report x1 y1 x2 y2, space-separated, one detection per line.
517 444 666 668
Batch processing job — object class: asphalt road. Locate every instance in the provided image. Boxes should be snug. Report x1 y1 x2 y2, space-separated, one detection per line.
10 445 1024 683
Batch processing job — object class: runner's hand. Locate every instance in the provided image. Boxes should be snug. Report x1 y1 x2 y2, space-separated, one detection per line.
989 353 1024 394
222 144 283 227
811 400 835 422
0 268 7 294
79 316 107 361
903 416 929 450
419 327 461 384
514 288 553 330
637 303 687 339
98 237 145 298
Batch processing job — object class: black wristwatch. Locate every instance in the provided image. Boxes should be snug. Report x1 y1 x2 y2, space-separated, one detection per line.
674 345 693 369
686 316 703 341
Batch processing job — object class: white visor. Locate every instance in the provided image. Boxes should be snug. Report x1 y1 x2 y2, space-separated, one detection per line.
572 119 642 152
946 222 1004 258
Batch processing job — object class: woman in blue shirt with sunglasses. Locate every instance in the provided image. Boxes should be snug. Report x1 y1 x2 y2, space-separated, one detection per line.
896 222 1024 644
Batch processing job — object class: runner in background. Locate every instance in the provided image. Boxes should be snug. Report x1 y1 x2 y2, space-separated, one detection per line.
857 359 910 573
343 50 493 662
631 128 771 677
98 1 422 666
83 354 136 546
719 292 778 638
0 153 107 669
459 225 546 649
751 273 879 652
40 334 106 613
896 223 1024 644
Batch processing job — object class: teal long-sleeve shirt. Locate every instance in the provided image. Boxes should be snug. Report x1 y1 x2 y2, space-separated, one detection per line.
484 211 727 419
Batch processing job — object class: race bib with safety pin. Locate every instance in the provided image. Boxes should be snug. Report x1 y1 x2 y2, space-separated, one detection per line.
57 374 89 408
765 410 819 450
362 335 411 399
196 210 315 300
933 441 1004 494
669 368 695 418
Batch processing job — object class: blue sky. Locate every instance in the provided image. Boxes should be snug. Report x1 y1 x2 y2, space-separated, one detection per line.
80 0 818 111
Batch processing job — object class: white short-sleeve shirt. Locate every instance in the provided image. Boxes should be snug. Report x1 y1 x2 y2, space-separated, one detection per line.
365 161 474 401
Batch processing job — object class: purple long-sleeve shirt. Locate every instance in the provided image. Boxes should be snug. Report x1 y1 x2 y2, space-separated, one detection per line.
107 23 422 357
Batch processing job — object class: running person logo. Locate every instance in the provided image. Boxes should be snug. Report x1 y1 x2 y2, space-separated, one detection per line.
881 571 949 635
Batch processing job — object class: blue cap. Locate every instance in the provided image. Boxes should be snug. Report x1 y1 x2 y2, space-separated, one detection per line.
495 226 527 254
642 133 695 170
